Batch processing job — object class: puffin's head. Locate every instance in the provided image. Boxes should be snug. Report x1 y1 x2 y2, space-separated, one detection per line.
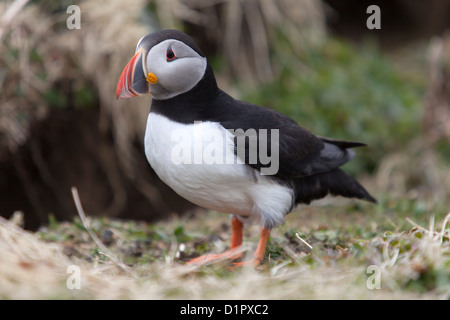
116 29 207 100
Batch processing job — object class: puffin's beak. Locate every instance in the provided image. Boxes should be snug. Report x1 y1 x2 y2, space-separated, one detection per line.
116 48 150 99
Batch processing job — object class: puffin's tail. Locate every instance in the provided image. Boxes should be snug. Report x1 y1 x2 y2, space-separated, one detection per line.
294 168 377 205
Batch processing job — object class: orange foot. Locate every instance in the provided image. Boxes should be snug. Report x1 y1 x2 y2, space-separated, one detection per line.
187 249 243 265
187 222 271 270
186 216 244 266
232 258 264 269
232 227 270 268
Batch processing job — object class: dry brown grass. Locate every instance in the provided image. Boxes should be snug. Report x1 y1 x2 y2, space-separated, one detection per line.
1 204 448 299
0 0 325 155
0 0 328 226
1 1 449 300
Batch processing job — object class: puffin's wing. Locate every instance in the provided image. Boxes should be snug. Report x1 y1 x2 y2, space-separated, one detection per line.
306 136 365 177
220 100 365 179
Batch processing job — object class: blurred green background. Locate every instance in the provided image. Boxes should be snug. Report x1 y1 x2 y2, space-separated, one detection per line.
0 0 449 229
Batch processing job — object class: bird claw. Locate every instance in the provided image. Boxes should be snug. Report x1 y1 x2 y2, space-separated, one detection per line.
186 250 243 266
232 257 264 269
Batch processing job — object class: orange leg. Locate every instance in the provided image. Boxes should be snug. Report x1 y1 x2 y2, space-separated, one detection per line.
233 227 271 268
186 216 244 265
230 216 244 249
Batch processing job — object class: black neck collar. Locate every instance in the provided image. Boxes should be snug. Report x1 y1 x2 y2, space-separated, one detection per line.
150 64 220 124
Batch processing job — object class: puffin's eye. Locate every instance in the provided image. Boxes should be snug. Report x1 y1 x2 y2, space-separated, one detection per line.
166 47 176 61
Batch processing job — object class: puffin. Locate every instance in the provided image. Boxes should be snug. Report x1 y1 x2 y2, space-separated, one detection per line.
116 29 377 267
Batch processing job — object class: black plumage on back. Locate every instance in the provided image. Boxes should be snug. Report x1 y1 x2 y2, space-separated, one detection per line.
119 29 377 267
151 59 377 206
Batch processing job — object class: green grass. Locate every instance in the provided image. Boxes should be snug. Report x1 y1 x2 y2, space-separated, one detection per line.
24 38 448 299
236 38 426 176
32 196 449 299
2 35 447 299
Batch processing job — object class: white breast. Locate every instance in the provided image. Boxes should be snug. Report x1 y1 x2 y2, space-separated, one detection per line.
144 112 294 228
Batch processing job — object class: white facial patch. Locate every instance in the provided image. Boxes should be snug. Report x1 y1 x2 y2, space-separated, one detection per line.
145 39 207 100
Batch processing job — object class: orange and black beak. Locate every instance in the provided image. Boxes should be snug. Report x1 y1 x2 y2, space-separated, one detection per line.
116 48 152 99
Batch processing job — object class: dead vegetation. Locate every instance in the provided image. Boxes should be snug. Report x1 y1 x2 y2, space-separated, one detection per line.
1 202 449 299
0 0 450 300
0 0 327 229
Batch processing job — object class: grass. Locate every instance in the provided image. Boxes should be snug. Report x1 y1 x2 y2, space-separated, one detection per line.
1 0 448 301
1 35 448 299
1 191 446 300
236 38 427 176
